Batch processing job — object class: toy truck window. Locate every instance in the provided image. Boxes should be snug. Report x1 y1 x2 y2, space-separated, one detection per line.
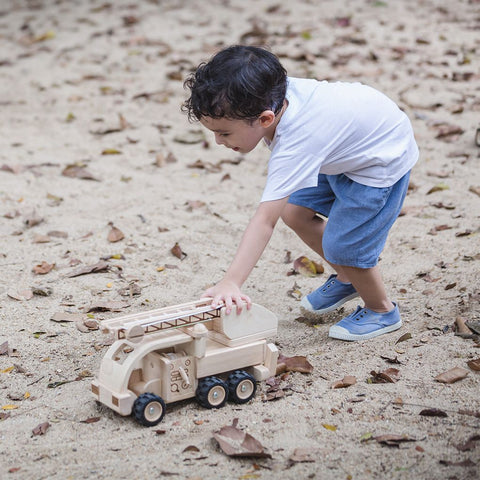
113 343 134 364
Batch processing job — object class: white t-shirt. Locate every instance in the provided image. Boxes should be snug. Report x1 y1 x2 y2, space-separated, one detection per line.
261 77 419 202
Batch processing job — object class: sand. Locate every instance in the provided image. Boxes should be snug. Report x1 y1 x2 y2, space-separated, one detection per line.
0 0 479 478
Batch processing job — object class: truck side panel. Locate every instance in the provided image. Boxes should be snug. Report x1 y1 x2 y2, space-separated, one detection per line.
196 339 266 378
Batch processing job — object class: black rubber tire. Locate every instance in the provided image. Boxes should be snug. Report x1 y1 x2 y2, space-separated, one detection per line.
227 370 257 404
132 392 166 427
196 376 228 409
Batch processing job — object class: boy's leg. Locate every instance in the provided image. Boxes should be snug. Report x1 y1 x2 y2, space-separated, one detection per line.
334 265 393 312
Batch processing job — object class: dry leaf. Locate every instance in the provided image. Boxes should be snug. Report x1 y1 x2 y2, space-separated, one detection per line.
467 358 480 371
107 223 124 243
276 353 313 374
369 368 400 383
50 312 84 323
0 341 8 355
32 261 55 275
80 417 101 424
292 256 320 277
32 422 50 436
331 375 357 389
213 419 271 458
289 447 318 463
171 242 187 260
419 408 448 417
62 164 99 181
395 332 412 344
7 289 34 301
66 260 109 278
435 367 469 384
374 434 416 446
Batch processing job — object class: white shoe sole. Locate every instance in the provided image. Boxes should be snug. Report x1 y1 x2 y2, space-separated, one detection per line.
329 320 402 341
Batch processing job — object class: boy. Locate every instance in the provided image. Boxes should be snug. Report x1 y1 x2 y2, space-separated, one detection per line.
183 45 418 341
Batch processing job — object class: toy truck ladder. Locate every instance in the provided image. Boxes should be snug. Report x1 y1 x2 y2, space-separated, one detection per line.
102 299 223 341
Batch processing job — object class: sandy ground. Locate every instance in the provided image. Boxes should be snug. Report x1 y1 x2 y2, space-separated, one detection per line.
1 0 479 479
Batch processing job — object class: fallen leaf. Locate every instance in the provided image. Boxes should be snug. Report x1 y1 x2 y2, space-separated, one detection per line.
369 368 400 383
322 423 337 431
331 375 357 389
213 419 271 458
7 289 34 301
419 408 448 417
467 358 480 371
80 417 101 424
455 317 472 335
374 434 416 447
86 301 130 312
455 435 480 452
0 341 8 355
62 164 99 181
50 312 84 323
468 186 480 197
171 242 187 260
174 130 205 144
427 183 449 194
102 148 122 155
1 405 19 410
32 422 50 436
395 332 412 344
66 260 109 278
183 445 200 453
107 223 124 243
288 447 318 463
435 367 469 384
292 256 322 277
32 261 55 275
439 459 476 467
276 353 313 374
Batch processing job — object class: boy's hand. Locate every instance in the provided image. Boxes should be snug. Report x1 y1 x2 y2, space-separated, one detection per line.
203 279 252 315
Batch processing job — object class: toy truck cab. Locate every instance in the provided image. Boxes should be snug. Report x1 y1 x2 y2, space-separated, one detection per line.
91 299 278 426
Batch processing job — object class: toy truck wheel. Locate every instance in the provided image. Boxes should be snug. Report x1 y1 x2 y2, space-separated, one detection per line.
227 370 257 404
133 393 166 427
196 377 228 409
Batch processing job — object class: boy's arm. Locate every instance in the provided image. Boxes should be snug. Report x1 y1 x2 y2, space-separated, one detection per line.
204 197 288 314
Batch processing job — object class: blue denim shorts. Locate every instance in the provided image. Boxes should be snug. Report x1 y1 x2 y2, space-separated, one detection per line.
287 172 411 268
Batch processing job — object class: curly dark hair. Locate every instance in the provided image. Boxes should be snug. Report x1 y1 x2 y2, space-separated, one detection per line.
183 45 287 122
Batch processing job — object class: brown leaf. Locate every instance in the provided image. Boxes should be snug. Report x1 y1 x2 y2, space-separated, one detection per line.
7 289 34 301
276 353 313 374
293 256 320 277
395 332 412 344
455 435 480 452
0 341 9 355
62 164 99 181
80 417 101 424
107 223 124 243
213 419 271 458
455 317 472 335
331 375 357 389
469 186 480 197
32 261 55 275
86 301 130 312
50 312 84 323
467 358 480 371
171 242 187 260
419 408 448 417
370 368 400 383
32 422 50 436
374 434 416 447
289 447 319 463
66 260 109 278
435 367 469 384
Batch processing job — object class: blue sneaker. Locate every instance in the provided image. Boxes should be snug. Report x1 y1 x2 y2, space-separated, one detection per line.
329 303 402 341
300 274 359 314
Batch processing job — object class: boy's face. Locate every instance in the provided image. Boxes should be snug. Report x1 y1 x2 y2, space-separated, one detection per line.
200 114 275 154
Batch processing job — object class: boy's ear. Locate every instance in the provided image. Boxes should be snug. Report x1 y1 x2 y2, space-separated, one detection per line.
258 110 276 128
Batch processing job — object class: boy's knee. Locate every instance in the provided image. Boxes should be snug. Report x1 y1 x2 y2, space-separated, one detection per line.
281 204 302 229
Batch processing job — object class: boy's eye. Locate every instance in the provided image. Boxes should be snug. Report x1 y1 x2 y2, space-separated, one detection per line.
220 133 229 137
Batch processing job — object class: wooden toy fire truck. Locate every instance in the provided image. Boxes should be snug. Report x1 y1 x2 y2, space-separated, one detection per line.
91 299 278 426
